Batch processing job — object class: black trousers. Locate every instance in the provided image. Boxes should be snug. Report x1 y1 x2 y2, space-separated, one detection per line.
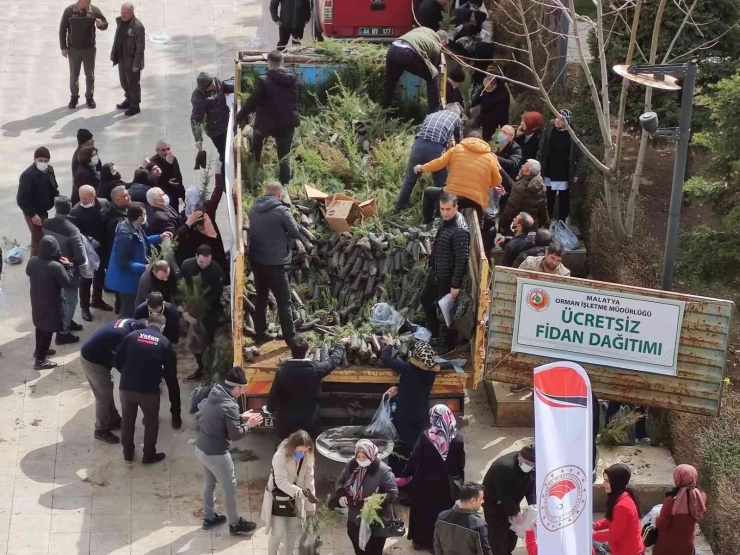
251 261 295 343
34 329 53 360
210 133 227 169
382 45 440 113
118 64 142 106
546 187 570 222
277 25 305 49
120 389 160 459
347 521 387 555
484 503 518 555
252 128 295 185
194 306 221 371
79 264 106 309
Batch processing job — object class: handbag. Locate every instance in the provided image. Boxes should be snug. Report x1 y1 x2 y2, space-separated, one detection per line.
370 506 406 538
270 457 304 517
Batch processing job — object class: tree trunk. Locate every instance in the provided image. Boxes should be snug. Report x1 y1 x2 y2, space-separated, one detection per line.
603 171 626 238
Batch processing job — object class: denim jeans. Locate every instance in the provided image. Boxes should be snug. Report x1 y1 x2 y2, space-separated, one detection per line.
196 447 240 526
62 286 78 332
396 138 447 209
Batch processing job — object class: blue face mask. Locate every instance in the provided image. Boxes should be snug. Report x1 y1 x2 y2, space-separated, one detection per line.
497 134 508 145
294 451 305 460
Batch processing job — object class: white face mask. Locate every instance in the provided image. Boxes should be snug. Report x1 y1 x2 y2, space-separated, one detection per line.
163 194 170 206
519 461 534 473
80 202 94 209
91 155 99 165
36 161 49 172
510 221 519 233
357 458 371 468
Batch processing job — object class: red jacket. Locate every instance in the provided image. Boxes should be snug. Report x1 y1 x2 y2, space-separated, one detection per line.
593 492 645 555
653 494 707 555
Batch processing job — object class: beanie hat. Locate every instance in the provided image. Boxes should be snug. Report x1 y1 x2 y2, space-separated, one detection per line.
410 341 440 372
521 112 544 132
77 128 94 145
34 146 50 159
559 109 573 124
520 443 536 463
225 366 249 387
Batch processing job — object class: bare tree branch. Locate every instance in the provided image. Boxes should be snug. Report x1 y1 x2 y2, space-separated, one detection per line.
666 19 740 62
661 0 700 63
596 0 613 132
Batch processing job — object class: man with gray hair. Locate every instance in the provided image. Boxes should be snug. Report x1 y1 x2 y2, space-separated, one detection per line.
396 103 463 210
111 3 145 116
498 159 548 234
248 182 301 346
146 140 185 207
145 186 203 243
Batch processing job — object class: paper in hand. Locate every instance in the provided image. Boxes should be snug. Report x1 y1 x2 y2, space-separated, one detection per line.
438 294 456 328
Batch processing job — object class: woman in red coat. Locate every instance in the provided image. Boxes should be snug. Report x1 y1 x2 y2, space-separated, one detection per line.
653 464 707 555
593 464 645 555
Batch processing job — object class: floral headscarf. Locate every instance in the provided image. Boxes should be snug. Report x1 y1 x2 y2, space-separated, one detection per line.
424 404 457 460
342 439 379 501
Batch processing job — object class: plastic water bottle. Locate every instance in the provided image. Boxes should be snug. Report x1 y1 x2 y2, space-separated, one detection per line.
149 33 171 44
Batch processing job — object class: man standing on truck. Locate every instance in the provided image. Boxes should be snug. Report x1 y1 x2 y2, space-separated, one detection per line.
59 0 109 109
270 0 312 50
191 73 234 167
421 192 470 354
382 27 448 113
235 50 302 187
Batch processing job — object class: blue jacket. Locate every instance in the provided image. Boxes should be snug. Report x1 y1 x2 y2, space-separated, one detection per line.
105 220 161 295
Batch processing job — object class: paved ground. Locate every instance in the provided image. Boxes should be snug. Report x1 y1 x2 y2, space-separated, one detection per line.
0 1 533 554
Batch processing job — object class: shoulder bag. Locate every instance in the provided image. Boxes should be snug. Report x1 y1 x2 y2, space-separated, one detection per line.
270 457 304 517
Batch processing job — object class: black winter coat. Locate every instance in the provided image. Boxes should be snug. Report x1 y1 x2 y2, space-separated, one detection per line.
72 163 100 206
134 263 177 307
472 85 510 133
103 204 127 253
133 301 181 345
180 258 225 310
266 344 346 438
432 212 470 290
270 0 311 29
97 166 124 201
236 68 302 136
190 73 233 142
500 232 533 267
496 141 523 183
42 215 86 287
26 236 74 333
147 154 185 207
537 122 583 187
514 128 542 163
417 0 444 30
17 164 59 218
498 174 548 232
248 195 301 266
70 198 109 245
482 451 536 518
513 245 546 268
146 205 191 243
402 433 466 547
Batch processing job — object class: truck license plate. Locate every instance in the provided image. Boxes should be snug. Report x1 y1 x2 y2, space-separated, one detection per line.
359 27 393 36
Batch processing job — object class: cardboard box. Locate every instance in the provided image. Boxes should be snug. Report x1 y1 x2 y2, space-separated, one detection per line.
359 199 378 218
325 200 363 232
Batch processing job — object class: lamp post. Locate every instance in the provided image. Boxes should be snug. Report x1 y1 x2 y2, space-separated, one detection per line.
613 62 698 291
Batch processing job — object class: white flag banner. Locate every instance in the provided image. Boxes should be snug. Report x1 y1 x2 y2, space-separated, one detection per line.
534 361 593 555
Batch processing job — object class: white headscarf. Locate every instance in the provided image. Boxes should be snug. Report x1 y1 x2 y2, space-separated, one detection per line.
185 186 200 216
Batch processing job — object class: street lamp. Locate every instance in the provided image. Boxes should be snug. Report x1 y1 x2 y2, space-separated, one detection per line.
613 62 698 291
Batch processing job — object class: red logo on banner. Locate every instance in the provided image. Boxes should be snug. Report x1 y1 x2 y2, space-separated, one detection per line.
539 465 588 531
526 288 551 311
533 366 589 409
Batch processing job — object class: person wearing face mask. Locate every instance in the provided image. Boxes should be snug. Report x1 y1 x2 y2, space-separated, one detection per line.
72 129 100 176
514 112 544 162
334 440 398 555
191 72 234 168
144 187 203 248
133 291 180 345
518 241 571 276
537 109 583 223
71 185 113 321
105 202 171 317
17 147 60 256
593 464 644 555
97 162 125 201
494 212 534 266
495 126 522 182
482 444 536 555
262 430 317 555
498 159 548 234
71 146 101 205
195 366 263 535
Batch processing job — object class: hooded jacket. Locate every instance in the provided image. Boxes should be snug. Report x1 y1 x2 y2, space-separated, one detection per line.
105 220 162 294
26 236 74 333
432 211 470 290
17 164 59 218
247 195 301 266
235 67 302 136
190 73 233 142
269 0 312 30
422 138 503 211
195 382 250 455
498 173 548 232
43 214 86 287
435 505 492 555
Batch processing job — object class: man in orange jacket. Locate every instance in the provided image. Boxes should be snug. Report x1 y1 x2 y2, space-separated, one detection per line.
415 128 504 224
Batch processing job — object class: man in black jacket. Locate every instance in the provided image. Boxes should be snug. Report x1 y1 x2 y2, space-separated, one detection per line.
17 147 59 256
111 3 146 116
417 0 447 31
59 0 108 109
146 140 185 208
80 318 146 444
145 187 202 249
133 291 181 346
495 125 523 184
472 76 510 142
266 335 349 439
270 0 311 50
421 192 470 354
115 313 181 464
496 212 534 267
191 72 234 167
43 196 86 344
248 182 301 345
482 445 536 555
435 482 492 555
235 50 301 186
71 185 113 321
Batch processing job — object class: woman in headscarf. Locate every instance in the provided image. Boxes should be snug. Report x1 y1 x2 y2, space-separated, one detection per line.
593 464 645 555
398 404 465 551
97 162 125 202
653 464 707 555
334 439 398 555
514 111 545 162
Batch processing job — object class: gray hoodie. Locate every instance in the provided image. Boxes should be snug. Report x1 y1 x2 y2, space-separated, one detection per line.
195 383 249 455
248 195 301 266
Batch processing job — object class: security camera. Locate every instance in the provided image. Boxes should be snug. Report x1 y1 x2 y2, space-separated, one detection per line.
640 112 659 135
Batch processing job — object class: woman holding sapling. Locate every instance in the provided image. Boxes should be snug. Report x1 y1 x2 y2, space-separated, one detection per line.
334 440 398 555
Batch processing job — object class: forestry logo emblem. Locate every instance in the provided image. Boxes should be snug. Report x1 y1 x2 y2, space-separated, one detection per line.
527 288 550 312
539 465 588 531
